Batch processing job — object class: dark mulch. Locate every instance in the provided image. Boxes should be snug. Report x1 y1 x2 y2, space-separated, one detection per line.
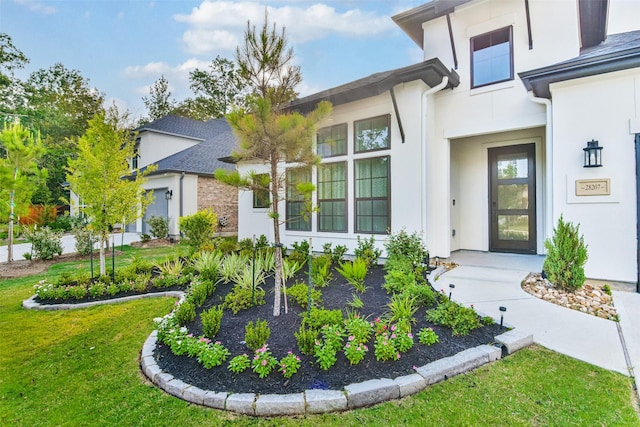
33 283 184 305
155 266 503 395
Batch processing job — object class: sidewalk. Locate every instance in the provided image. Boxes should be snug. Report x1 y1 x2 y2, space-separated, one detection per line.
0 232 142 263
439 251 633 376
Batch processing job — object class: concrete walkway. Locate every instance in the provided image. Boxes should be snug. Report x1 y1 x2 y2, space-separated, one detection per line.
439 251 636 377
0 232 142 263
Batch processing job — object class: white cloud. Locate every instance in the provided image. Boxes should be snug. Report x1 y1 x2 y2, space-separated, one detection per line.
174 1 396 55
14 0 56 15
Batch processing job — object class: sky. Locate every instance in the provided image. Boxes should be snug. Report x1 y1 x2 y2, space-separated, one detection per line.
1 0 425 120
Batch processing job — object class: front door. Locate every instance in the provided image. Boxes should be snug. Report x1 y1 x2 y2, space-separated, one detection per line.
489 144 536 253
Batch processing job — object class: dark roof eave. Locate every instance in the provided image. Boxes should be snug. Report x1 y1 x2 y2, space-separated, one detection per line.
286 58 459 114
519 47 640 98
392 0 474 48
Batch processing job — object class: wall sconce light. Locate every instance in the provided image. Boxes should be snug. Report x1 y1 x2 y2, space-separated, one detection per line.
583 139 603 168
165 189 173 200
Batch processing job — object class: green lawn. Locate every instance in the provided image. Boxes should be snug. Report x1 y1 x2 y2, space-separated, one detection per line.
1 246 638 426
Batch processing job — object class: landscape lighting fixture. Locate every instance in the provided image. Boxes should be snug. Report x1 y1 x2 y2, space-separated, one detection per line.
499 306 507 329
449 283 455 299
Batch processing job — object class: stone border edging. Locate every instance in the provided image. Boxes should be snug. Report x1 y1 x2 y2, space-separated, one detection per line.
140 328 534 416
22 291 185 311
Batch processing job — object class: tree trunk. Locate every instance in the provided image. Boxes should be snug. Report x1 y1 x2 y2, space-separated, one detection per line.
7 169 17 262
271 158 283 317
99 233 106 276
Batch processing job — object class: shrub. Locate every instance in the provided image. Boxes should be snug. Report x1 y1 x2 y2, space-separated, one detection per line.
354 235 382 266
388 293 418 324
72 225 93 255
383 269 416 294
255 234 270 249
224 285 265 314
417 327 440 345
190 251 223 282
245 319 270 351
24 226 63 260
384 229 428 268
216 239 238 254
238 238 253 252
426 300 482 336
295 324 319 355
311 254 333 287
543 215 588 291
403 284 437 307
336 258 368 292
147 215 169 239
187 281 209 307
201 305 224 338
174 300 196 326
286 282 322 309
303 308 343 330
179 208 218 253
228 354 250 373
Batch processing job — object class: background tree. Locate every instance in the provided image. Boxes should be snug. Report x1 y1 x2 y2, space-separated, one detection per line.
0 33 29 125
217 12 331 317
21 63 104 204
0 122 46 262
141 75 176 124
66 107 154 275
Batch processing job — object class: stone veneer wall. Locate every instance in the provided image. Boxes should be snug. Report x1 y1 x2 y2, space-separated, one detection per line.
197 176 238 235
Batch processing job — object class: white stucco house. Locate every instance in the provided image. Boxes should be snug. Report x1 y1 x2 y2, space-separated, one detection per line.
236 0 640 286
71 115 238 238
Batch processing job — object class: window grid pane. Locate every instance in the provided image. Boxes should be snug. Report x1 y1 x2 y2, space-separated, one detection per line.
286 168 311 231
355 115 390 152
471 27 512 88
317 124 347 157
317 162 347 232
355 157 389 234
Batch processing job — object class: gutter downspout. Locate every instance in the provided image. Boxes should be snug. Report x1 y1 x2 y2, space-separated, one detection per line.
179 172 185 237
527 92 553 253
421 76 449 247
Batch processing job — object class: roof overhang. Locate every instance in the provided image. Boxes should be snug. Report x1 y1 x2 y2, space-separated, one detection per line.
519 46 640 99
392 0 474 48
285 58 459 115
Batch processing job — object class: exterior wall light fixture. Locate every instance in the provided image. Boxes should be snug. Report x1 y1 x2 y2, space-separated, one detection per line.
583 139 603 167
165 189 173 200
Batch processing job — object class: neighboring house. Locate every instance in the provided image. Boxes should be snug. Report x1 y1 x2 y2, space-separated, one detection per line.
237 0 640 286
83 114 237 238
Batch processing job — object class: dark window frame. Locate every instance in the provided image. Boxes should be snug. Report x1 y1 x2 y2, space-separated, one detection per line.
354 156 390 234
354 114 391 153
285 167 312 231
317 123 348 158
470 26 514 89
317 161 348 233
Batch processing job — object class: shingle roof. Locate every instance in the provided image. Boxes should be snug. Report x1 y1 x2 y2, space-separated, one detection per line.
519 30 640 98
138 116 237 176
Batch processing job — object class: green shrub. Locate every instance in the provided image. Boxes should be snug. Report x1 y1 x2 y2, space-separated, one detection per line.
311 254 333 287
201 305 224 339
238 238 253 252
336 257 368 292
190 251 223 282
384 229 428 268
88 282 106 298
179 208 218 253
418 327 439 345
354 235 382 266
174 300 196 326
302 308 343 330
426 300 482 336
72 225 93 256
286 282 322 309
216 239 238 254
403 284 437 307
383 269 416 294
24 226 63 260
224 284 265 314
388 293 418 324
543 215 588 291
255 234 270 249
147 215 169 239
245 319 270 351
187 281 209 307
295 324 319 355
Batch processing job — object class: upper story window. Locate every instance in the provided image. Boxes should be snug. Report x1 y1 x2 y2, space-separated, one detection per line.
355 115 390 153
471 26 513 88
317 124 347 158
131 149 140 169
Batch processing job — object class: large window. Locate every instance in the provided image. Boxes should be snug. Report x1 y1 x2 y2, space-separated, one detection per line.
471 26 513 88
355 156 389 233
355 115 390 152
286 167 312 231
317 162 347 232
317 124 347 157
252 174 270 208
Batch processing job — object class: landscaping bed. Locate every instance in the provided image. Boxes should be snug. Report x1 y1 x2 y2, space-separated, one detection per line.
153 265 503 395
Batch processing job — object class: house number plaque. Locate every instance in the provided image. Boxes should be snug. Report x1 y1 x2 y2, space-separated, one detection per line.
575 178 610 196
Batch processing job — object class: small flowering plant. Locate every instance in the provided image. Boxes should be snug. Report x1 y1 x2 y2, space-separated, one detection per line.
343 336 368 365
374 332 399 362
252 345 278 378
279 351 301 378
418 327 440 346
197 341 230 369
344 316 373 343
314 341 338 370
392 330 414 353
228 354 250 374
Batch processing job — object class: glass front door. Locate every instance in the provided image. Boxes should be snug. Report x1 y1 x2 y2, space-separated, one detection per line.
489 144 536 253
